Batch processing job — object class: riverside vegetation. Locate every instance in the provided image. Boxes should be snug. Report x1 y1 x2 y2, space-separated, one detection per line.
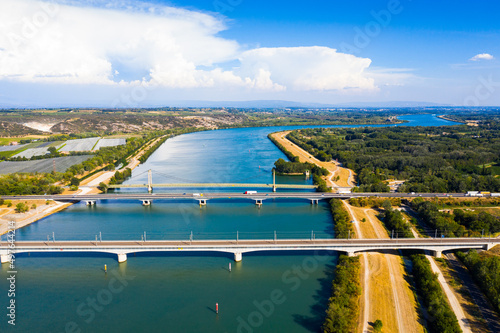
322 255 361 333
269 134 330 192
321 199 359 332
284 123 500 193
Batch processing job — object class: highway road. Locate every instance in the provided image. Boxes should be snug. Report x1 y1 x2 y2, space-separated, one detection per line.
4 238 499 248
0 191 471 202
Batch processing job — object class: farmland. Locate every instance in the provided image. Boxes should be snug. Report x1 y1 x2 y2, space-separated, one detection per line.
0 143 29 152
13 147 50 158
58 137 100 152
94 138 126 150
0 156 91 174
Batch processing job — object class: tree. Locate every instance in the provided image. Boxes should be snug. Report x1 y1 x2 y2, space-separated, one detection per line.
15 202 29 213
373 319 383 332
98 182 108 193
70 177 80 186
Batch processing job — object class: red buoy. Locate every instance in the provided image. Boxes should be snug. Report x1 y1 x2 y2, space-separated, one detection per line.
216 303 219 314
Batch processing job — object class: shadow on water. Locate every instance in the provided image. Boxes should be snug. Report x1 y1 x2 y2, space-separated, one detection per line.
292 259 338 332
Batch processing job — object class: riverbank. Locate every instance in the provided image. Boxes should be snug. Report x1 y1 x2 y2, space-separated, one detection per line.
0 200 72 235
269 131 355 188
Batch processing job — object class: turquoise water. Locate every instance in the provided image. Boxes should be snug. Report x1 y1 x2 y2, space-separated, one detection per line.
0 114 459 332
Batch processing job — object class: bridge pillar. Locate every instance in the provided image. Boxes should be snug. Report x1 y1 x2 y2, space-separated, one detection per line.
234 252 242 262
254 199 263 206
117 253 127 263
484 243 494 251
147 169 153 193
272 169 277 192
1 254 11 264
433 250 442 258
310 199 319 205
198 199 207 206
346 251 356 257
86 200 96 206
142 200 151 206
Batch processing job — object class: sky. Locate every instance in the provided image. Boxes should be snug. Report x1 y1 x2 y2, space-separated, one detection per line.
0 0 499 107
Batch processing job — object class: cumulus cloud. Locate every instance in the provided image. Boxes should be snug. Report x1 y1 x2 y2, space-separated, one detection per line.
238 47 375 91
469 53 495 61
0 0 382 92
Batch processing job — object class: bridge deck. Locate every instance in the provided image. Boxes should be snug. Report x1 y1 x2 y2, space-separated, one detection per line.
2 238 497 262
3 238 498 250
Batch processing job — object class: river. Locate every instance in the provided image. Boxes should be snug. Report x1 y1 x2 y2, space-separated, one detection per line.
0 114 459 332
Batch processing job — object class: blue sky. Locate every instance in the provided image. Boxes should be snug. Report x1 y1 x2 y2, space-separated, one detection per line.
0 0 499 107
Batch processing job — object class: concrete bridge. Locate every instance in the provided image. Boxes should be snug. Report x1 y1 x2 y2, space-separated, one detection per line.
1 191 467 207
1 238 497 263
108 169 317 192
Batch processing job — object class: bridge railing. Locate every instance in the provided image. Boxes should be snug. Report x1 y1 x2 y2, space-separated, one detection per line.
0 230 339 243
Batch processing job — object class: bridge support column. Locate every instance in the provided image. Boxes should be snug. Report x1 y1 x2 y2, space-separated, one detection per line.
147 169 153 193
142 200 151 206
198 199 207 206
310 199 319 205
346 252 356 257
117 253 127 263
272 169 276 192
1 254 11 264
254 199 263 206
234 252 242 262
86 200 96 206
433 250 442 258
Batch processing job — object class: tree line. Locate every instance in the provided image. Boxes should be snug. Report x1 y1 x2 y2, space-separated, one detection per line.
410 254 462 333
329 198 355 239
380 200 413 238
409 198 500 237
322 255 361 333
0 173 63 195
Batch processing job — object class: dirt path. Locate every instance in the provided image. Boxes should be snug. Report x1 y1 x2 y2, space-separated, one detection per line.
408 220 473 333
270 131 355 188
344 201 424 333
426 255 472 333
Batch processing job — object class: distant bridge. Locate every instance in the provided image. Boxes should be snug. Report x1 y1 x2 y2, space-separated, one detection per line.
107 183 317 190
107 169 317 192
1 238 497 263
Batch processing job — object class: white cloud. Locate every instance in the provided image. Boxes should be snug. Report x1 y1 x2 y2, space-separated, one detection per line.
469 53 494 61
0 0 390 93
238 47 375 91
